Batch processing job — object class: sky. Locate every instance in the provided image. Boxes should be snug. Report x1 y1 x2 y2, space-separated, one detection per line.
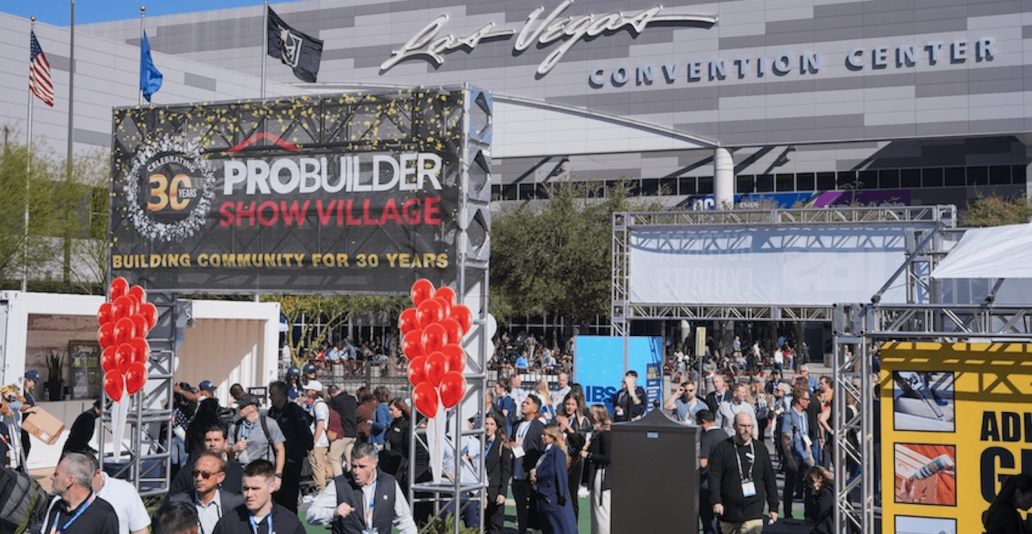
1 0 298 27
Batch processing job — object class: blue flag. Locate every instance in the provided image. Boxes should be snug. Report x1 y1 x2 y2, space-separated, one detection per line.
139 31 163 102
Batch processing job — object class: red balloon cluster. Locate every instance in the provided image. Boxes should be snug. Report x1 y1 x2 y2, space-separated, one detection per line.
401 279 471 418
97 277 156 401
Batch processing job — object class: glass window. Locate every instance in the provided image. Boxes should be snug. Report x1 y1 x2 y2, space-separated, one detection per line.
900 169 921 188
817 172 836 190
776 174 795 192
878 170 900 189
989 165 1010 185
641 178 660 195
627 179 641 197
856 170 876 189
518 183 537 200
1013 165 1026 185
697 176 714 195
797 173 815 191
944 167 965 186
736 175 754 193
967 166 988 186
660 178 678 196
679 177 696 195
922 168 943 188
501 184 517 201
756 174 774 192
491 184 502 201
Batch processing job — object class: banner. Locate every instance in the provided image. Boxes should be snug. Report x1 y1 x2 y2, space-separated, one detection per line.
574 336 663 415
880 342 1032 534
109 89 468 294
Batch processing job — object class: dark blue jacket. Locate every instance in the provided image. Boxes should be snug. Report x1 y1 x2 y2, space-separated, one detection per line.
533 445 577 534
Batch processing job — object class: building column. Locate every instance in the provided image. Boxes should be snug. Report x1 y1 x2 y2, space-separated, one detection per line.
713 146 734 209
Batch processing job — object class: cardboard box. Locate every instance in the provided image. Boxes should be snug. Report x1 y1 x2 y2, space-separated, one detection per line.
22 408 65 445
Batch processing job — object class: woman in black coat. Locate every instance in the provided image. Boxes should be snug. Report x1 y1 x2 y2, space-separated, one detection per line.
556 392 592 520
532 422 577 534
484 412 513 534
380 399 410 483
805 466 834 534
581 404 612 534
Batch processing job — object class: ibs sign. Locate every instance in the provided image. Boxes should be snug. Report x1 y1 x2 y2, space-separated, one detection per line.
880 342 1032 534
109 88 491 294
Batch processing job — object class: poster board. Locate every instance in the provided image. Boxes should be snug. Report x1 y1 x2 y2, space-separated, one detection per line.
880 342 1032 534
69 341 102 400
574 336 663 415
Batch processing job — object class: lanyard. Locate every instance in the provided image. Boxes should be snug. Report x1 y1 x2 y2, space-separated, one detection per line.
195 493 222 534
241 421 254 440
249 512 273 534
365 496 374 528
733 440 755 482
56 495 92 532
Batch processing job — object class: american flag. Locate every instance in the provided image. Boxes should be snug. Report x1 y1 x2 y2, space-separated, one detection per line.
29 31 54 107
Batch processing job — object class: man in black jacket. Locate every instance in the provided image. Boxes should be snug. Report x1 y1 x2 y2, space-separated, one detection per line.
213 460 304 534
267 381 313 512
709 413 778 533
62 398 101 457
327 385 357 471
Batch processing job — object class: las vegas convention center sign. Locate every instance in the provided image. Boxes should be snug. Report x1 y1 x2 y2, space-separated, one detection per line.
381 0 998 87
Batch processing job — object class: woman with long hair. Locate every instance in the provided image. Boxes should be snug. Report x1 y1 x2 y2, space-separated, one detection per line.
370 386 393 446
581 404 612 534
535 378 556 421
484 412 512 534
532 421 577 534
984 473 1032 533
556 392 592 520
380 398 410 483
804 466 834 534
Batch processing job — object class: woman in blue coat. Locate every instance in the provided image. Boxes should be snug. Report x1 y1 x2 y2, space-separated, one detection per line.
532 421 578 534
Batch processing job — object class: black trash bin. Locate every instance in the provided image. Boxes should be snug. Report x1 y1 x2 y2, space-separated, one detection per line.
610 408 699 532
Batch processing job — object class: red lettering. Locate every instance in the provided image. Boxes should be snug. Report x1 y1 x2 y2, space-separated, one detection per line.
316 200 336 226
237 201 257 227
362 199 378 225
345 199 362 226
380 198 402 225
402 198 421 224
281 200 310 226
219 202 234 227
423 196 442 225
257 201 279 227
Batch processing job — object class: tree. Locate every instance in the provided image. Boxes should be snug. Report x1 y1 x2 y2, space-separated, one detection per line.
960 195 1032 227
490 182 646 333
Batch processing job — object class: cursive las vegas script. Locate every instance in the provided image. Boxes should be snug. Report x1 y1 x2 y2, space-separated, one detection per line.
380 0 717 76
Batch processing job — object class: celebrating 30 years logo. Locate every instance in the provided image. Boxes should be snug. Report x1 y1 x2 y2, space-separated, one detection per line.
125 137 216 242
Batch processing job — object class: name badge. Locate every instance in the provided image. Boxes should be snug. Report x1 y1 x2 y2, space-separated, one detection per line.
512 445 526 458
741 481 756 497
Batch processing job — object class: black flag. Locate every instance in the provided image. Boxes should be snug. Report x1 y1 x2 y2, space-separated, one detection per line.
267 7 323 83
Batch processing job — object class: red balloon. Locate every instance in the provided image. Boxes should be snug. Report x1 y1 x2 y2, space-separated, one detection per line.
424 352 450 387
131 314 147 339
101 346 117 373
114 317 136 346
416 299 445 329
421 323 448 354
434 296 453 318
104 370 124 402
440 318 463 345
438 371 467 409
435 286 456 306
129 337 150 364
441 343 466 374
407 356 428 387
398 308 418 335
139 302 158 331
113 295 137 321
98 302 113 326
402 330 425 361
98 322 116 349
410 279 435 308
128 285 146 304
412 382 439 418
124 362 147 395
450 304 473 334
109 277 129 301
115 343 135 374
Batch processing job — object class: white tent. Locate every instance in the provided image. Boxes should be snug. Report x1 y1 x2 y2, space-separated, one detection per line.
931 223 1032 279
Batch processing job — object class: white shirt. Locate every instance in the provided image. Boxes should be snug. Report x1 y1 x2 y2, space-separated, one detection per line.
96 473 151 534
196 490 223 534
305 476 417 534
311 399 330 448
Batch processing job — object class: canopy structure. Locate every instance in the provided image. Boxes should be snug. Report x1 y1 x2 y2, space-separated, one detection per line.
931 223 1032 279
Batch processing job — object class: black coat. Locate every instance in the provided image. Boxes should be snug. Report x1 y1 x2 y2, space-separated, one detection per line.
805 485 834 534
213 502 306 534
708 437 778 524
169 488 245 516
484 436 512 502
513 419 545 480
329 392 358 438
612 386 646 422
62 408 99 456
583 429 611 491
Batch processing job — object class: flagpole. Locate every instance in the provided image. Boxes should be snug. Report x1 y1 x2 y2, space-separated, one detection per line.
23 18 36 294
63 0 76 284
260 0 268 98
139 6 145 106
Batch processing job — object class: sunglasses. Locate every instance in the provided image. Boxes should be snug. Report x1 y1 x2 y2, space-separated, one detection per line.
192 470 223 479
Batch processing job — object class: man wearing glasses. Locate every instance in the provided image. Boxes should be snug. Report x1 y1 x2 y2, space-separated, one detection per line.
664 381 705 424
170 452 244 534
780 387 815 519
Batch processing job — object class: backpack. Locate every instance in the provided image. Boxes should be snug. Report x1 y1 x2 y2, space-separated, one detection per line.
326 406 344 442
0 467 48 534
234 416 273 460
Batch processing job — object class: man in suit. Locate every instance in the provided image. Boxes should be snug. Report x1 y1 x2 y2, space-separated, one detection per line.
170 452 244 534
512 395 545 534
